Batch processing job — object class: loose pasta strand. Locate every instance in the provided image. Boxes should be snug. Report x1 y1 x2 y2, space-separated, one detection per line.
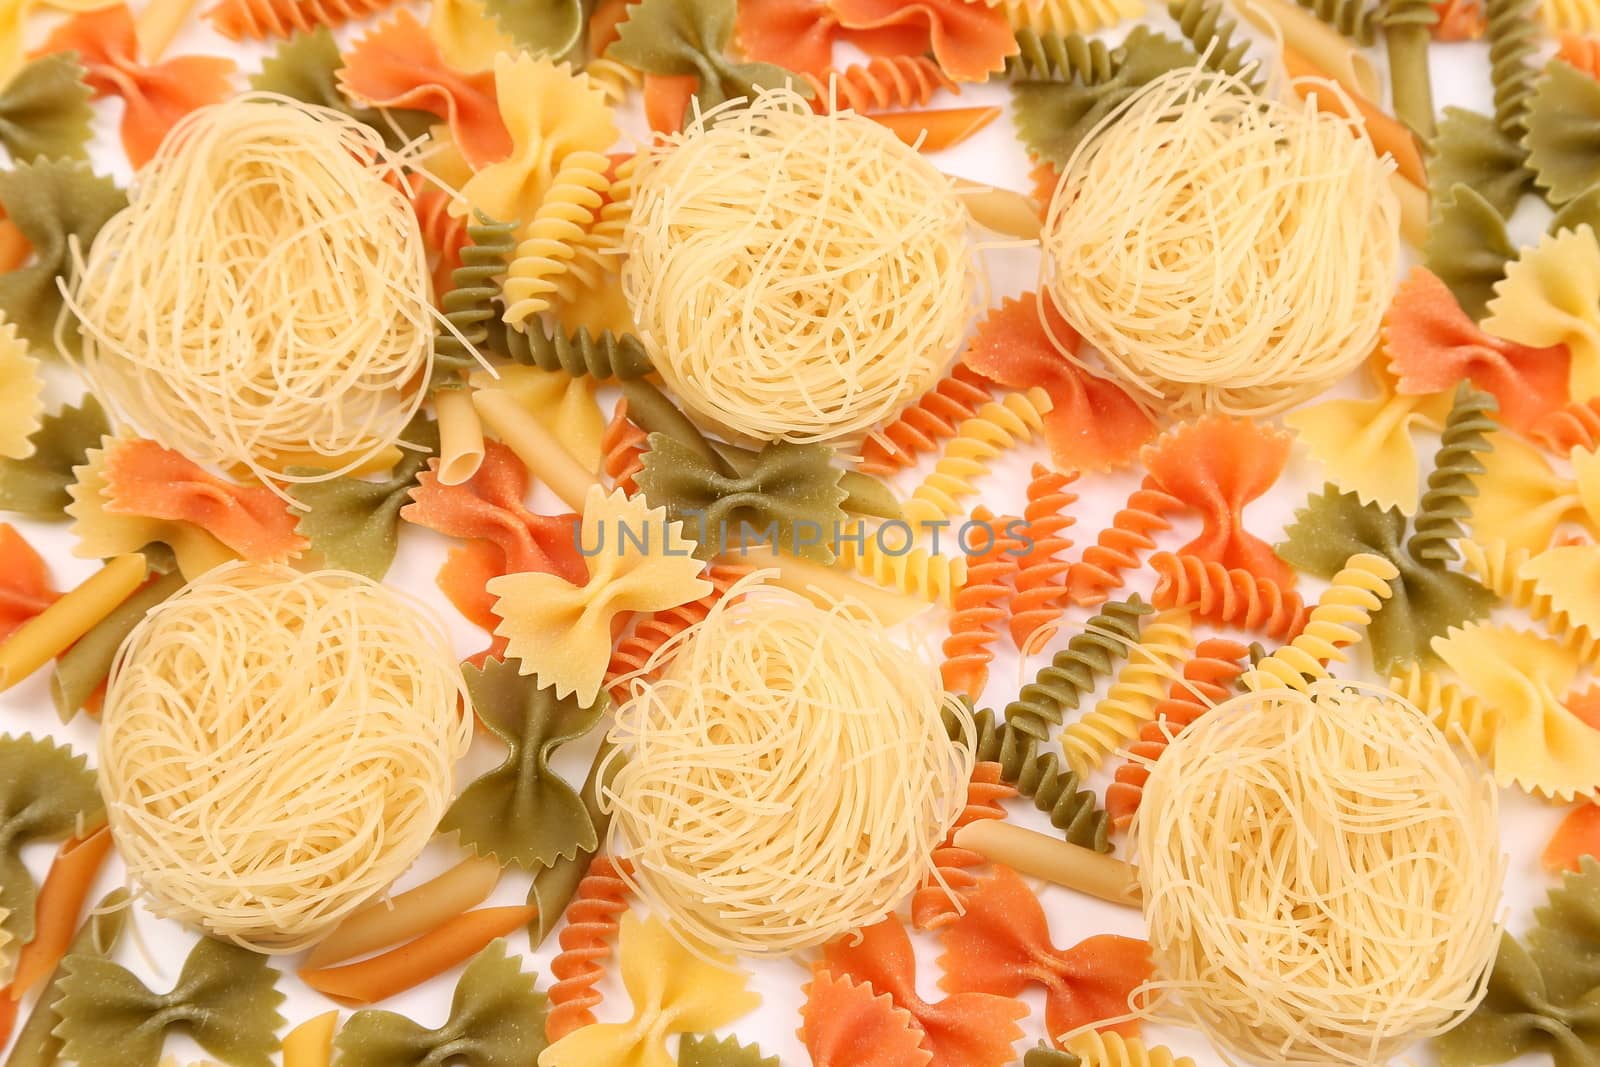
1060 609 1195 779
1240 554 1400 692
604 562 752 699
859 363 993 477
910 761 1015 930
1066 478 1185 605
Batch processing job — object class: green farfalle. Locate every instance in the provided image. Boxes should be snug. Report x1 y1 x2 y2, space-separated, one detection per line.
1526 61 1600 208
528 739 620 945
0 159 124 353
440 658 604 870
636 432 848 563
621 378 731 473
0 735 100 944
1012 27 1197 168
0 393 107 517
1429 108 1534 218
1435 932 1600 1067
1426 184 1519 321
609 0 807 122
5 888 128 1067
679 1033 779 1067
0 54 93 162
1530 858 1600 1007
1277 484 1495 672
485 0 584 59
51 570 185 722
1554 184 1600 236
334 940 549 1067
53 935 285 1067
289 415 439 579
250 28 433 150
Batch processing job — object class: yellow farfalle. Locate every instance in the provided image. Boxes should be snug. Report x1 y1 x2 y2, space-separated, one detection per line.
1433 621 1600 799
1523 542 1600 656
425 0 513 71
538 912 760 1067
468 364 604 470
0 314 42 461
65 437 235 580
458 53 616 226
1283 357 1450 514
1484 225 1600 400
1469 434 1600 555
490 485 711 705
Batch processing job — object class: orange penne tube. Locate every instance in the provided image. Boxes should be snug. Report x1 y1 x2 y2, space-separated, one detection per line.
869 107 1001 153
8 824 113 998
302 855 502 970
298 904 536 1005
1283 46 1426 187
644 73 697 134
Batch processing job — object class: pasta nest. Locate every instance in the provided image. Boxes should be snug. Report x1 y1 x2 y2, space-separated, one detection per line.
1131 680 1503 1067
98 562 472 954
1042 66 1400 416
601 574 975 955
66 93 437 490
622 87 977 443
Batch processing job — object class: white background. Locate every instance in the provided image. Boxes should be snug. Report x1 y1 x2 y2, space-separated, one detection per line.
0 5 1571 1065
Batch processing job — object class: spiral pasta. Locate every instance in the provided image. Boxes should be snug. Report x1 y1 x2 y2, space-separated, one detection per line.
1487 0 1540 138
487 317 650 380
599 399 648 496
1151 552 1309 639
952 706 1112 850
911 761 1014 930
903 389 1053 527
1533 397 1600 454
565 153 635 296
1004 596 1150 743
433 214 515 382
941 509 1024 698
1542 0 1600 31
1065 1031 1196 1067
1240 554 1400 692
603 562 752 698
585 57 643 104
1067 478 1185 605
1387 663 1496 754
501 152 610 325
1010 465 1078 651
1001 0 1143 36
1458 538 1600 661
1165 0 1256 82
1292 0 1381 40
1060 608 1195 778
836 535 968 606
801 56 956 113
859 364 993 477
545 855 632 1042
206 0 398 39
1408 384 1498 566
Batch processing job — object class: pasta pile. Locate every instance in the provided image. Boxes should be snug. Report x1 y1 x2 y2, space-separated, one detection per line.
67 93 438 488
622 88 976 442
99 562 472 953
602 575 975 955
1134 681 1503 1067
1043 65 1400 416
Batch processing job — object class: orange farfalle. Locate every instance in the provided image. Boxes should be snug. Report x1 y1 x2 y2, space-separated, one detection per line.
338 11 508 167
39 5 235 168
912 762 1014 931
1558 35 1600 78
1385 267 1570 433
963 295 1155 473
1142 416 1295 589
0 525 56 643
643 73 698 133
736 0 839 76
938 864 1153 1042
829 0 1016 81
1432 0 1484 39
101 439 306 562
1545 802 1600 873
402 442 585 634
819 915 1027 1067
801 968 934 1067
870 107 999 151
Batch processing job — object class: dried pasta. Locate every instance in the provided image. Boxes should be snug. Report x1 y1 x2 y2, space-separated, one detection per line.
1468 434 1600 555
546 854 631 1042
860 364 992 478
801 967 931 1067
0 735 99 945
802 56 957 112
99 563 472 952
207 0 397 38
1066 1032 1195 1067
1526 61 1600 207
0 54 93 164
1010 466 1077 651
954 706 1113 850
1044 65 1398 416
836 534 969 606
1240 553 1399 691
903 389 1052 527
1150 552 1309 639
0 315 40 462
912 761 1014 930
0 395 107 518
1534 396 1600 454
1067 479 1184 605
1388 662 1497 754
1005 596 1150 742
829 0 1017 82
1483 227 1600 402
1060 609 1195 779
602 578 974 956
1459 538 1600 661
1001 0 1142 35
611 0 798 120
623 89 975 443
942 507 1025 699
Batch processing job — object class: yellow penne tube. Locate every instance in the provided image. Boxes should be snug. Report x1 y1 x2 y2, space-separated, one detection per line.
954 819 1144 907
302 855 503 970
1389 172 1429 249
954 180 1043 240
473 387 599 510
0 554 147 693
282 1010 338 1067
1240 0 1380 100
239 445 406 480
434 389 487 487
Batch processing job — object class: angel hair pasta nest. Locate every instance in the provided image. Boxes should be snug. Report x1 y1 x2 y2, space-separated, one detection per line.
1133 680 1503 1067
99 562 472 953
622 87 977 444
1043 66 1400 417
601 574 975 955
